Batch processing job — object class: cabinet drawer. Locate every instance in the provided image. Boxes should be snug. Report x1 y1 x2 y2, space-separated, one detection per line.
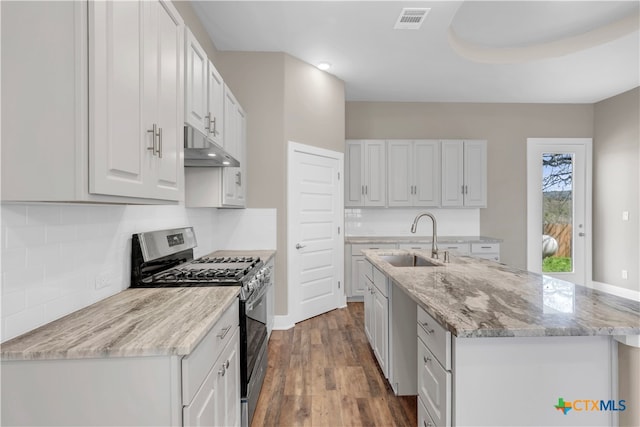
471 243 499 253
372 266 388 297
351 243 396 255
417 306 451 370
418 337 451 427
474 253 500 262
398 243 429 250
182 300 239 405
418 394 438 427
439 243 470 255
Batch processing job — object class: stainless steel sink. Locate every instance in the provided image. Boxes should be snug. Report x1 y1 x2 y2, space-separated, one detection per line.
379 254 440 267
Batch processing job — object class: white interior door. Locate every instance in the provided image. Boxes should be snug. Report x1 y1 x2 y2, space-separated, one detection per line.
289 142 345 324
527 138 592 285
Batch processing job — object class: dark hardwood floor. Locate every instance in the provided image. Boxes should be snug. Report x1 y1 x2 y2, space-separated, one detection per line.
251 302 417 427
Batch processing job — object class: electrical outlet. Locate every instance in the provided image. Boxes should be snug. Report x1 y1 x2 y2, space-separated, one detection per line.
622 270 628 280
622 211 629 221
95 272 112 290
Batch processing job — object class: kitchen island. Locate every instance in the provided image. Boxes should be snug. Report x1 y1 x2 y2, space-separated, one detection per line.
363 249 640 427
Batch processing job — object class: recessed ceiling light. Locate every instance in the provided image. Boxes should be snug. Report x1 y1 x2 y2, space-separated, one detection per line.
317 62 331 71
207 153 217 157
222 161 230 165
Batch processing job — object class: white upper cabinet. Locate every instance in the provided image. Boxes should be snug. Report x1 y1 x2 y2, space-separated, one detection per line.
184 28 208 136
1 0 183 203
441 140 487 207
345 140 386 207
387 140 440 207
184 28 224 147
207 61 225 146
90 0 183 201
222 89 246 207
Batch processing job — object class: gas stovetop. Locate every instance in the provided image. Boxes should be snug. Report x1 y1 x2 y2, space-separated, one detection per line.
143 256 262 285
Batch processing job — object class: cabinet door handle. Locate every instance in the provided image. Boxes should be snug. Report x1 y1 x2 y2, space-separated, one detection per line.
218 366 226 376
212 116 217 135
361 185 365 195
236 171 242 186
225 360 230 370
217 325 232 340
157 127 162 158
205 113 211 132
461 185 465 195
465 185 468 194
365 185 368 195
423 355 431 363
421 322 434 334
147 124 158 155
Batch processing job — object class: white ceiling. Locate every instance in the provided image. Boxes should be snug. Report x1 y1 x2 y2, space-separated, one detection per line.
192 1 640 104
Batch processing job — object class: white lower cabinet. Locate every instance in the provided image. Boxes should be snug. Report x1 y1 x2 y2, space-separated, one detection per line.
417 306 452 427
362 260 389 378
1 301 241 427
347 243 396 298
183 327 240 427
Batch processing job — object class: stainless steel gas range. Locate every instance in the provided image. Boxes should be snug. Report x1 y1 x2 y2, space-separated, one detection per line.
130 227 271 427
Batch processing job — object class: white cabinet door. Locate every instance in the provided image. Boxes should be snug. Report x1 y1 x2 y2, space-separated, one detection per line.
184 28 208 135
413 140 440 206
463 140 487 207
387 141 413 207
441 140 487 207
373 288 389 378
441 140 465 207
207 60 225 146
90 1 147 199
345 141 365 206
183 362 218 427
222 90 246 207
90 0 182 201
351 256 366 298
345 140 387 207
364 141 387 206
216 328 241 427
147 0 183 199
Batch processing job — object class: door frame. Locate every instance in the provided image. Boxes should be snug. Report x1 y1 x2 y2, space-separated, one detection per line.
526 138 593 286
287 141 345 325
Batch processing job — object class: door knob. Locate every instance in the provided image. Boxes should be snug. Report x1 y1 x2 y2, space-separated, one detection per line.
295 243 306 249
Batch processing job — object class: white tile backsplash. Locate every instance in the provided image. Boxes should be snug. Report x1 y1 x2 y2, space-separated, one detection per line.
1 204 277 342
345 208 481 237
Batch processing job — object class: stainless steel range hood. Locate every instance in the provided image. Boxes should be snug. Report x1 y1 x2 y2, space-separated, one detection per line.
183 125 240 167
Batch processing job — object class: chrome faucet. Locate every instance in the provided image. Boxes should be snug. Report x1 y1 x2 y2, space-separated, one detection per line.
411 212 439 258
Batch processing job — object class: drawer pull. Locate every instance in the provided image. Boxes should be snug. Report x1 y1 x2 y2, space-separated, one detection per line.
481 246 491 249
421 322 435 334
217 325 232 340
423 355 431 363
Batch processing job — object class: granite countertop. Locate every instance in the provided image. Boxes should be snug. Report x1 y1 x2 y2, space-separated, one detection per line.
364 249 640 339
346 235 502 244
1 249 276 361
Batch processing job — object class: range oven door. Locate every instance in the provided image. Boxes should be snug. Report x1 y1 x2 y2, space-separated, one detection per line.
240 285 268 397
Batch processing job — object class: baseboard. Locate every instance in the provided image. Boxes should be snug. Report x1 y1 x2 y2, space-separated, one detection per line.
590 280 640 302
272 315 295 331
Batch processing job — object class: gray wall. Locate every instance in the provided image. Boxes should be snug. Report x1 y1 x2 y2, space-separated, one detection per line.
215 52 345 316
593 87 640 427
593 87 639 291
346 102 594 269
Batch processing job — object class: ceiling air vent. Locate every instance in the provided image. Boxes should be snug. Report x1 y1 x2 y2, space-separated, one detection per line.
394 8 430 30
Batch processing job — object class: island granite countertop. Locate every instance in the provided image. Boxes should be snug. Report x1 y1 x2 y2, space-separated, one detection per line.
364 249 640 339
1 249 276 361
